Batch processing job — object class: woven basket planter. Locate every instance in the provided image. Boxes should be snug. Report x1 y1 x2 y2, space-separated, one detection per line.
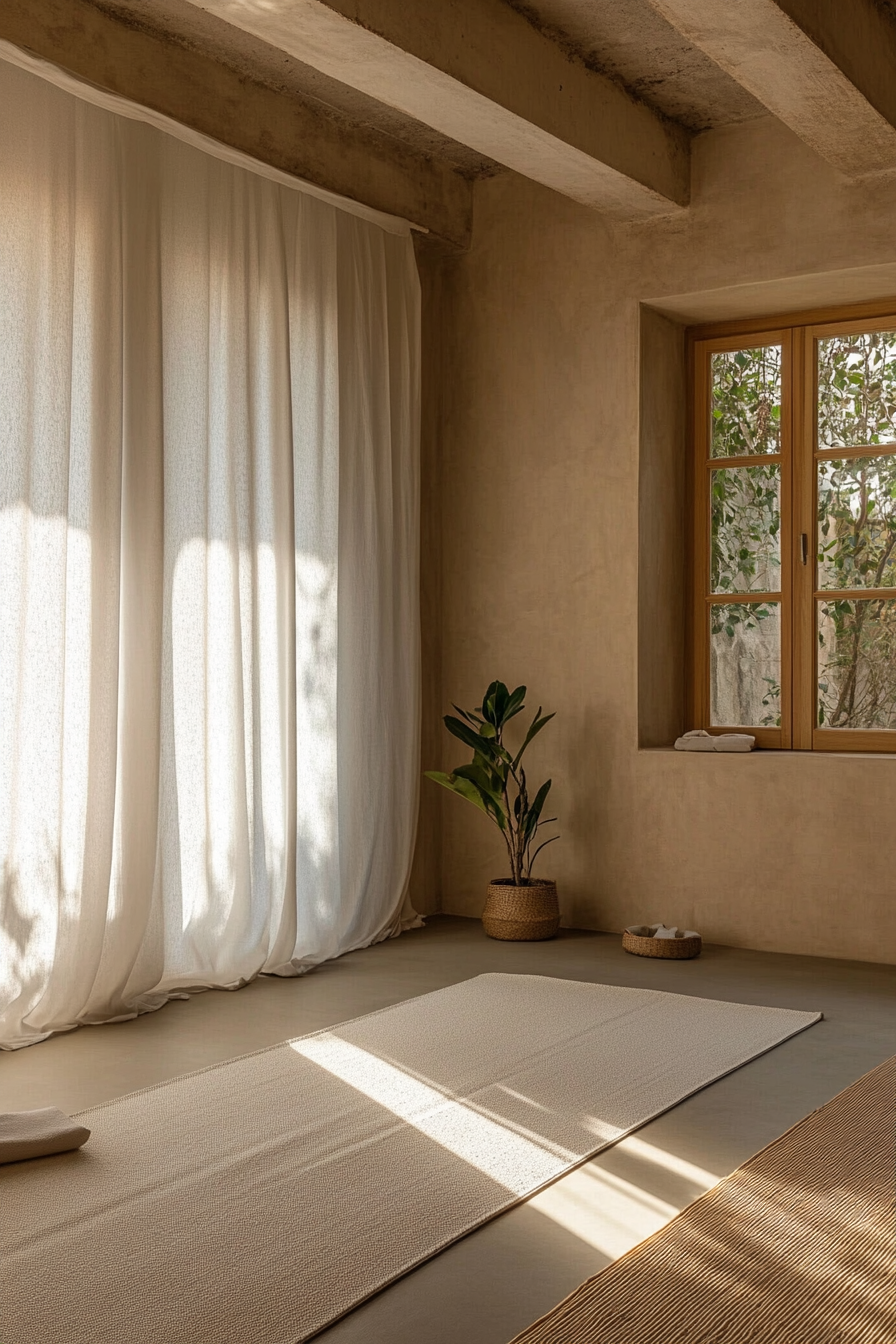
482 879 560 941
622 925 702 959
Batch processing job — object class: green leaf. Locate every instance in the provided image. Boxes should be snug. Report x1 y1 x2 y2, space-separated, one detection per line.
444 714 500 760
454 761 506 815
512 709 555 771
424 770 491 817
482 680 509 726
522 779 552 844
426 768 507 832
503 685 527 723
528 834 559 875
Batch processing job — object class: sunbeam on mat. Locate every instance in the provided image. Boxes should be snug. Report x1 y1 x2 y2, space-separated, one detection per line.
292 1033 583 1190
291 1034 716 1260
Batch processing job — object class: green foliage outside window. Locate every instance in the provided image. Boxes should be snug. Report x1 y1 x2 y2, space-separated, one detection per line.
710 347 783 727
711 345 781 457
816 332 896 729
710 333 896 732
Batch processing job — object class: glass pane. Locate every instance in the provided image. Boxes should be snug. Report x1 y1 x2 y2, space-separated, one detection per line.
818 329 896 448
817 456 896 590
817 598 896 729
711 464 781 593
710 602 781 727
710 345 782 457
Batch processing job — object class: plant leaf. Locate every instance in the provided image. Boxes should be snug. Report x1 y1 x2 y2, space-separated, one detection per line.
503 685 527 722
444 715 499 760
424 770 493 819
512 709 555 771
522 779 552 843
481 681 502 726
454 761 506 814
527 833 559 875
482 680 510 727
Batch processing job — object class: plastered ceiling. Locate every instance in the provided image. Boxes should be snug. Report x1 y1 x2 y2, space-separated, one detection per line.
507 0 766 130
90 0 764 183
90 0 504 176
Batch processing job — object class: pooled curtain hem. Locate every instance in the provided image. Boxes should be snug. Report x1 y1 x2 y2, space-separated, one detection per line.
1 909 426 1051
267 908 426 978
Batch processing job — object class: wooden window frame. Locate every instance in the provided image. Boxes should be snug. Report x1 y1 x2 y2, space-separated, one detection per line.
688 300 896 754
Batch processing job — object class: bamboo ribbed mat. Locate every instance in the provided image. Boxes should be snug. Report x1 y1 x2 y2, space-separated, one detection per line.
510 1055 896 1344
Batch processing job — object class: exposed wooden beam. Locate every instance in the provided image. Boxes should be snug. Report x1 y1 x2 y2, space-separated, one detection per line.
647 0 896 176
190 0 691 217
0 0 474 250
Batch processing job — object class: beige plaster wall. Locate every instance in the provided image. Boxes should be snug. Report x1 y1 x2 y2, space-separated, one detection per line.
422 115 896 963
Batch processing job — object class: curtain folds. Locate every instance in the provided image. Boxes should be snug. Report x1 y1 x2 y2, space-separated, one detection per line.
0 58 421 1050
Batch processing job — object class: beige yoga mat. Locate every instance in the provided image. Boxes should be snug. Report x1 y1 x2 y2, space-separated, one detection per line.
510 1054 895 1344
0 974 820 1344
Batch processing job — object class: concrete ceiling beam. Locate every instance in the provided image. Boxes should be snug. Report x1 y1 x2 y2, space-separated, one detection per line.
646 0 896 176
189 0 691 218
0 0 474 251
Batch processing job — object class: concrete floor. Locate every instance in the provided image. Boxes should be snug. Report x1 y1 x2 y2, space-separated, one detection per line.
3 915 894 1344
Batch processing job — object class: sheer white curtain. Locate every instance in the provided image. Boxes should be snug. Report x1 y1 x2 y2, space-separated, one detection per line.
0 51 421 1050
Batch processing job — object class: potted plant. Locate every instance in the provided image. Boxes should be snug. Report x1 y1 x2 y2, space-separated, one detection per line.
426 680 560 940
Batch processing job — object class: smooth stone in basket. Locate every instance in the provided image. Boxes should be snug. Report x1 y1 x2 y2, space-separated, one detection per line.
482 879 560 941
623 923 702 959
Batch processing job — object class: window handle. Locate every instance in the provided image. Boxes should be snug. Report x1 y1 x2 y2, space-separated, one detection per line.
800 532 809 566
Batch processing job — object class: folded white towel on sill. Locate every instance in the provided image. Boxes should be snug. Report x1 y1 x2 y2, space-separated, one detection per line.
0 1107 91 1164
674 730 755 753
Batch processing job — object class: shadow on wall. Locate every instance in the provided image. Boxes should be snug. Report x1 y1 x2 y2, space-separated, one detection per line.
638 306 687 748
562 704 620 931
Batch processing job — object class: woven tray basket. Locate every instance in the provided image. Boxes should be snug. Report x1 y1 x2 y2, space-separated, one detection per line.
622 926 702 959
482 879 560 941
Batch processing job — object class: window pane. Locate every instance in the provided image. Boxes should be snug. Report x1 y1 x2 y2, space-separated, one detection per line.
710 346 781 457
818 329 896 448
817 456 896 590
710 602 781 727
817 598 896 729
711 464 781 593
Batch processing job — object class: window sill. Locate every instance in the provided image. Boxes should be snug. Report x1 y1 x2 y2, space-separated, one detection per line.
640 746 896 760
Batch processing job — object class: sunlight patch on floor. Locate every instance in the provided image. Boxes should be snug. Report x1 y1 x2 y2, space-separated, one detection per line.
529 1162 679 1259
623 1134 721 1191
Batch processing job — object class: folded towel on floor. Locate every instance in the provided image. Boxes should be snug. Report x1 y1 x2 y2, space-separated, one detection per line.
0 1108 91 1164
675 730 755 752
